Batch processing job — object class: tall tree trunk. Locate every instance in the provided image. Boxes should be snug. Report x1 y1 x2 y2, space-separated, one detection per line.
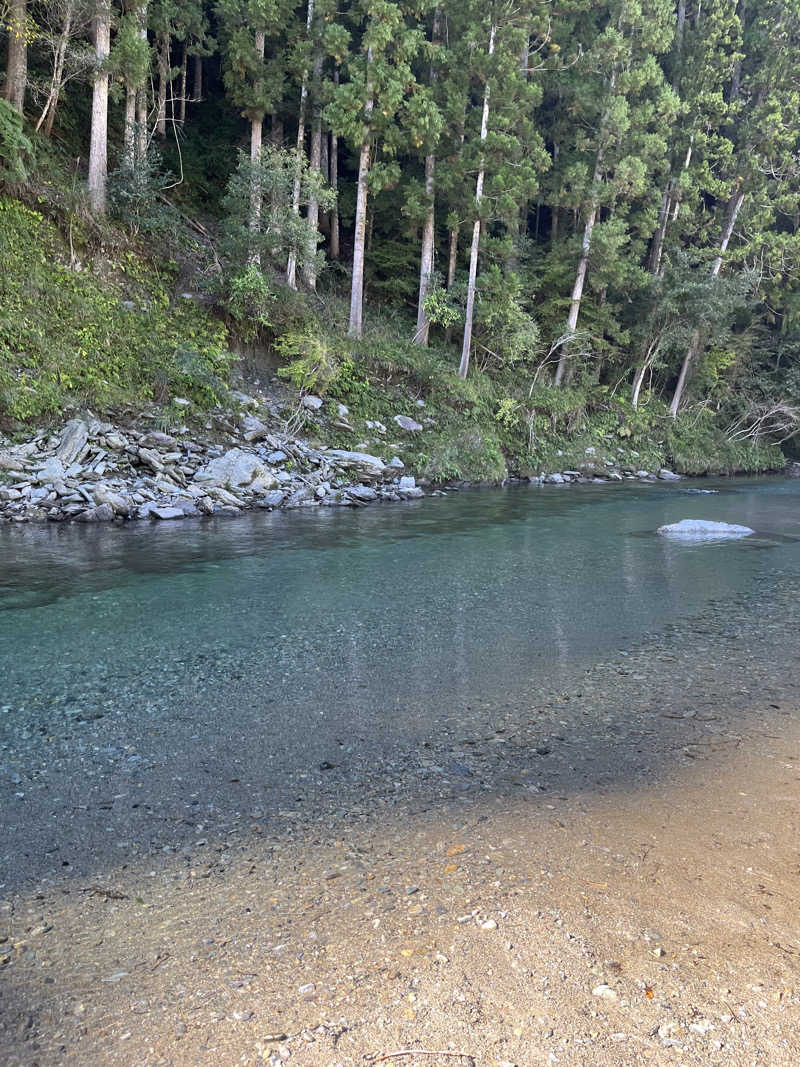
135 2 149 162
347 47 375 339
649 136 693 275
415 151 436 345
193 54 202 102
124 85 137 166
303 46 325 290
458 22 495 381
319 128 330 236
669 188 745 416
330 125 339 260
414 3 441 347
4 0 27 113
178 45 187 125
287 0 315 290
88 1 111 214
156 32 169 137
553 146 604 386
37 1 73 135
248 30 266 265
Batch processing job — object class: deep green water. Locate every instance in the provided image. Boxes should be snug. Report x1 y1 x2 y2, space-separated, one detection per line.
1 478 799 739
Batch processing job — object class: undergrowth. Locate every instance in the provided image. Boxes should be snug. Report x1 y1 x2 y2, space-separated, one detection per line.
0 196 231 423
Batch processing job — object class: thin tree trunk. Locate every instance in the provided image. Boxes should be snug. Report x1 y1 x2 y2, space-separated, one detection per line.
303 46 325 290
178 45 187 125
631 361 648 409
414 3 441 346
669 188 745 416
287 0 315 290
415 152 436 345
37 2 73 135
347 45 375 339
156 32 169 137
248 30 266 266
672 0 686 91
553 145 603 386
124 86 137 165
459 22 495 381
88 1 111 214
330 126 340 260
650 135 693 275
133 2 149 162
319 128 330 236
4 0 27 113
193 54 202 102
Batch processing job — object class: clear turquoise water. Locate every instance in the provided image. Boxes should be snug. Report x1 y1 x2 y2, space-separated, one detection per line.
1 477 798 738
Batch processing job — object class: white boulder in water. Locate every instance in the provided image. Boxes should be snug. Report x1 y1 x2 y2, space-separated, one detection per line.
657 519 754 540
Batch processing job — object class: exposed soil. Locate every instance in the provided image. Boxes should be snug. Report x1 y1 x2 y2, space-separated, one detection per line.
2 575 800 1066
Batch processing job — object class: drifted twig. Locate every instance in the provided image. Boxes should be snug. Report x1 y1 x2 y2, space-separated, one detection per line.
368 1051 476 1066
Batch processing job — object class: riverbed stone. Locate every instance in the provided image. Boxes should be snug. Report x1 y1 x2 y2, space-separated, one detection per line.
55 420 88 465
35 457 66 484
197 448 278 491
325 450 385 482
241 415 269 442
150 506 186 520
93 485 130 516
658 468 682 481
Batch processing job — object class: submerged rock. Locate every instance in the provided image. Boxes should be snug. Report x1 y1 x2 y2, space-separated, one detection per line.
657 519 754 540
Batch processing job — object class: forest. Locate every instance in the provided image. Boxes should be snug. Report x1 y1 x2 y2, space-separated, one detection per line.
2 0 800 476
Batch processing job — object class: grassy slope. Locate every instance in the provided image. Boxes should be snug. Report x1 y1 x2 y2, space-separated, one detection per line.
0 193 784 478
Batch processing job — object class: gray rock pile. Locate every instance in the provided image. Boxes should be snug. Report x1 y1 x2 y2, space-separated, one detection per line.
0 412 425 525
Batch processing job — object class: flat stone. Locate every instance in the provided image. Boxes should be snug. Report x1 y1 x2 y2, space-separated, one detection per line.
325 449 385 482
138 447 164 472
76 503 115 523
34 457 66 483
241 415 269 442
197 448 278 491
302 395 324 410
55 420 88 465
347 485 377 503
93 485 130 516
150 506 186 520
658 468 682 481
393 414 423 432
139 431 178 450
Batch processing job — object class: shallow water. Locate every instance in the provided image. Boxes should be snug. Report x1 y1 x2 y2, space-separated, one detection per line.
1 477 799 738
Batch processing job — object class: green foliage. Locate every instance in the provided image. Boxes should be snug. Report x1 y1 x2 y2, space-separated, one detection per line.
108 151 176 235
0 198 231 421
224 263 275 340
0 99 33 184
666 410 784 474
220 145 334 275
276 326 341 394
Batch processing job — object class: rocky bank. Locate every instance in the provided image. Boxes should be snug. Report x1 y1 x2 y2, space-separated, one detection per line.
0 387 698 525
